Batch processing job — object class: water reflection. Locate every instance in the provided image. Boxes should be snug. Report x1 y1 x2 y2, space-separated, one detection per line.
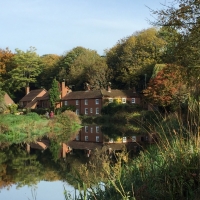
0 118 156 200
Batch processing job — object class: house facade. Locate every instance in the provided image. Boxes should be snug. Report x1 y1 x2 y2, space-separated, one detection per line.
19 88 47 109
75 125 103 143
61 90 103 116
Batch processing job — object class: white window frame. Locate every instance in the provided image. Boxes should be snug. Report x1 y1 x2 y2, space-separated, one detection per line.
90 127 93 133
85 136 88 141
95 99 99 105
131 98 135 104
76 135 79 141
85 99 88 105
109 98 113 103
76 109 79 115
96 126 99 133
122 98 126 104
96 136 100 142
85 108 88 115
109 138 114 143
132 136 136 142
64 101 68 106
96 107 99 114
122 137 127 143
76 100 79 105
90 108 93 113
85 126 88 133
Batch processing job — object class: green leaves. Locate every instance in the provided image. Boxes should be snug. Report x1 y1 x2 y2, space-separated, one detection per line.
8 47 42 91
49 78 61 110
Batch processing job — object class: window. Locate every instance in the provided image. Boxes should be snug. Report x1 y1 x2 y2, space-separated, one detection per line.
95 99 99 104
85 108 88 115
91 127 93 133
96 108 99 114
64 101 68 106
76 109 79 115
131 98 135 104
109 98 113 103
85 99 88 105
122 98 126 103
122 137 127 143
90 108 93 113
85 136 88 141
76 100 79 105
132 136 136 142
109 138 114 143
76 135 79 141
96 126 99 133
96 136 100 142
85 126 88 133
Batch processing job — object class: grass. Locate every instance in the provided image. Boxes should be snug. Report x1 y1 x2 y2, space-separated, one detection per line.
63 102 200 200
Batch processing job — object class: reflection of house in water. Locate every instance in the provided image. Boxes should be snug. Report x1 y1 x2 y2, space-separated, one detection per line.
75 125 103 143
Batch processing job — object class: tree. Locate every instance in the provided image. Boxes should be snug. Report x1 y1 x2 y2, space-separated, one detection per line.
37 54 61 90
57 47 109 90
143 64 188 108
106 28 166 89
0 48 15 83
0 89 6 114
8 47 41 91
150 0 200 67
49 78 60 111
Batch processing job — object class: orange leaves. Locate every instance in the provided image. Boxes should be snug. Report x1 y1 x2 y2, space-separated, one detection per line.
0 48 14 75
143 64 187 106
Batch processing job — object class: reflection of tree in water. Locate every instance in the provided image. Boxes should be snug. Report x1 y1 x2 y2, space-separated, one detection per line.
0 145 43 189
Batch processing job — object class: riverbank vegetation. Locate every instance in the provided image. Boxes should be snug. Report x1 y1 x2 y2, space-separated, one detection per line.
64 100 200 200
0 110 81 148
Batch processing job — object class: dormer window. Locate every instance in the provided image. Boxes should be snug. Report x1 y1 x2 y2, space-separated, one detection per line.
122 98 126 103
109 98 113 103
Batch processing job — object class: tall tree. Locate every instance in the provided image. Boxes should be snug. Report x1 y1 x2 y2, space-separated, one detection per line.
37 54 61 90
150 0 200 67
0 48 15 83
57 47 109 90
8 47 41 91
106 28 166 89
143 64 188 108
49 78 60 111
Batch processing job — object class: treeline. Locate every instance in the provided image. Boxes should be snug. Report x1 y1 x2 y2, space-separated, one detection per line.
0 0 200 110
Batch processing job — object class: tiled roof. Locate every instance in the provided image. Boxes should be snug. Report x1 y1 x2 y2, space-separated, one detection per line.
24 98 38 108
62 90 102 100
101 89 140 98
4 93 14 105
62 89 140 100
37 91 49 100
20 89 47 102
67 141 103 150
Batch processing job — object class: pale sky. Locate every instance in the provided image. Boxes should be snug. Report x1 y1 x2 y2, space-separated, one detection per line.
0 0 166 56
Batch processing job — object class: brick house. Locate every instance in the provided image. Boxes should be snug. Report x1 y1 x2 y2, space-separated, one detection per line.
75 124 103 143
19 81 70 109
19 87 47 109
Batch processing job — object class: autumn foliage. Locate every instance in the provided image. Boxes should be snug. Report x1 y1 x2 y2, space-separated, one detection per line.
143 64 188 107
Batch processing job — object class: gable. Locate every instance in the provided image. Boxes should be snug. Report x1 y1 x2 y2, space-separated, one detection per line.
4 93 14 105
20 89 47 102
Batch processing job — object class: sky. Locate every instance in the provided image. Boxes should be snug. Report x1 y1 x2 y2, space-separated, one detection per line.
0 0 167 56
0 181 76 200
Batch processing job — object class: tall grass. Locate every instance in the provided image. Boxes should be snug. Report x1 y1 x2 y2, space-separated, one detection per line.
64 102 200 200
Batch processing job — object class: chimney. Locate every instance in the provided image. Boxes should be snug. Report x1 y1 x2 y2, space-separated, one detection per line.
25 86 30 95
61 80 71 97
85 82 90 91
107 82 111 92
133 87 136 93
